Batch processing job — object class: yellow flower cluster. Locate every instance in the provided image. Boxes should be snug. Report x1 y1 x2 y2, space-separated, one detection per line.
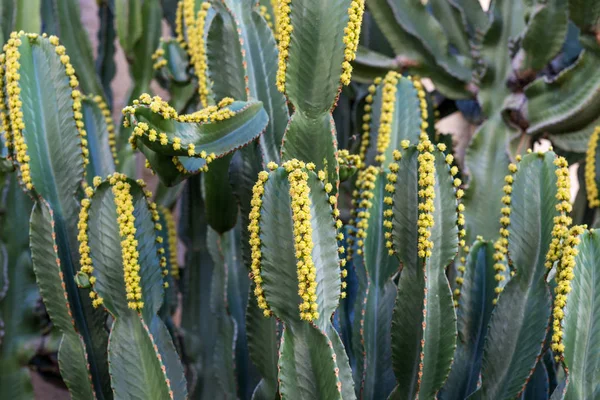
91 95 119 165
161 206 180 279
77 189 104 308
354 166 377 258
375 72 399 164
110 174 144 310
249 169 271 317
383 150 402 254
5 32 32 189
552 225 585 359
125 94 237 172
0 53 9 151
317 167 347 298
440 145 468 306
191 2 211 107
417 134 436 258
51 36 91 176
358 79 379 165
545 157 573 270
585 126 600 207
175 1 186 48
284 159 320 321
340 0 365 86
271 0 280 37
413 76 430 134
151 46 167 71
491 161 518 302
338 149 362 170
259 6 274 30
275 0 292 93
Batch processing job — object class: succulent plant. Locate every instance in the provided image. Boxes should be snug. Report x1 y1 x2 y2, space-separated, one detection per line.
2 0 600 399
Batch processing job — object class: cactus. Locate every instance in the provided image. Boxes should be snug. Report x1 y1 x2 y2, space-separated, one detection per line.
4 0 600 398
0 173 37 399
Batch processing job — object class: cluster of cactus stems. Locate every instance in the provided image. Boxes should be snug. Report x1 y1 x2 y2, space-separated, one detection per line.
2 0 600 399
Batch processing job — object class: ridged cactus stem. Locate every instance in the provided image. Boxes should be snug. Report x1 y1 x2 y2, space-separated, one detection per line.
585 126 600 207
77 173 187 399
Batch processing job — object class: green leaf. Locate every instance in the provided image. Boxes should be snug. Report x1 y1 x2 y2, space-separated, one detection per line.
203 155 238 233
568 0 600 36
429 0 472 57
278 322 343 400
206 227 237 399
96 0 117 107
515 0 569 74
351 47 401 84
463 114 512 244
206 10 247 101
108 315 173 399
563 230 600 399
178 176 221 399
115 0 143 57
365 0 473 98
219 2 290 164
281 112 339 194
477 0 526 114
0 174 36 400
439 240 497 400
45 0 107 100
356 172 398 398
82 96 116 183
130 101 268 158
17 36 112 399
521 360 550 400
30 200 107 399
389 147 458 399
247 287 279 400
475 152 560 399
15 0 40 33
526 48 600 136
285 0 352 115
260 168 341 326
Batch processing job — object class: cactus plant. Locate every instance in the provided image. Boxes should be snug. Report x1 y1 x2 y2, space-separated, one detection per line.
3 0 600 398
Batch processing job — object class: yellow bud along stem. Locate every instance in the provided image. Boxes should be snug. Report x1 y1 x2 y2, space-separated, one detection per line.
77 190 104 307
151 43 167 71
4 32 89 190
552 225 585 360
546 157 573 271
249 169 271 317
134 180 170 287
275 0 292 93
182 1 211 107
88 94 119 165
283 159 320 321
340 0 365 86
175 0 186 49
584 126 600 207
353 166 378 258
259 5 274 30
416 133 436 259
5 32 30 189
270 0 280 38
491 161 518 304
109 174 144 310
337 149 362 170
124 94 234 172
383 150 402 254
374 72 399 164
160 206 180 279
0 52 10 151
442 147 468 307
317 165 348 298
358 78 380 166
